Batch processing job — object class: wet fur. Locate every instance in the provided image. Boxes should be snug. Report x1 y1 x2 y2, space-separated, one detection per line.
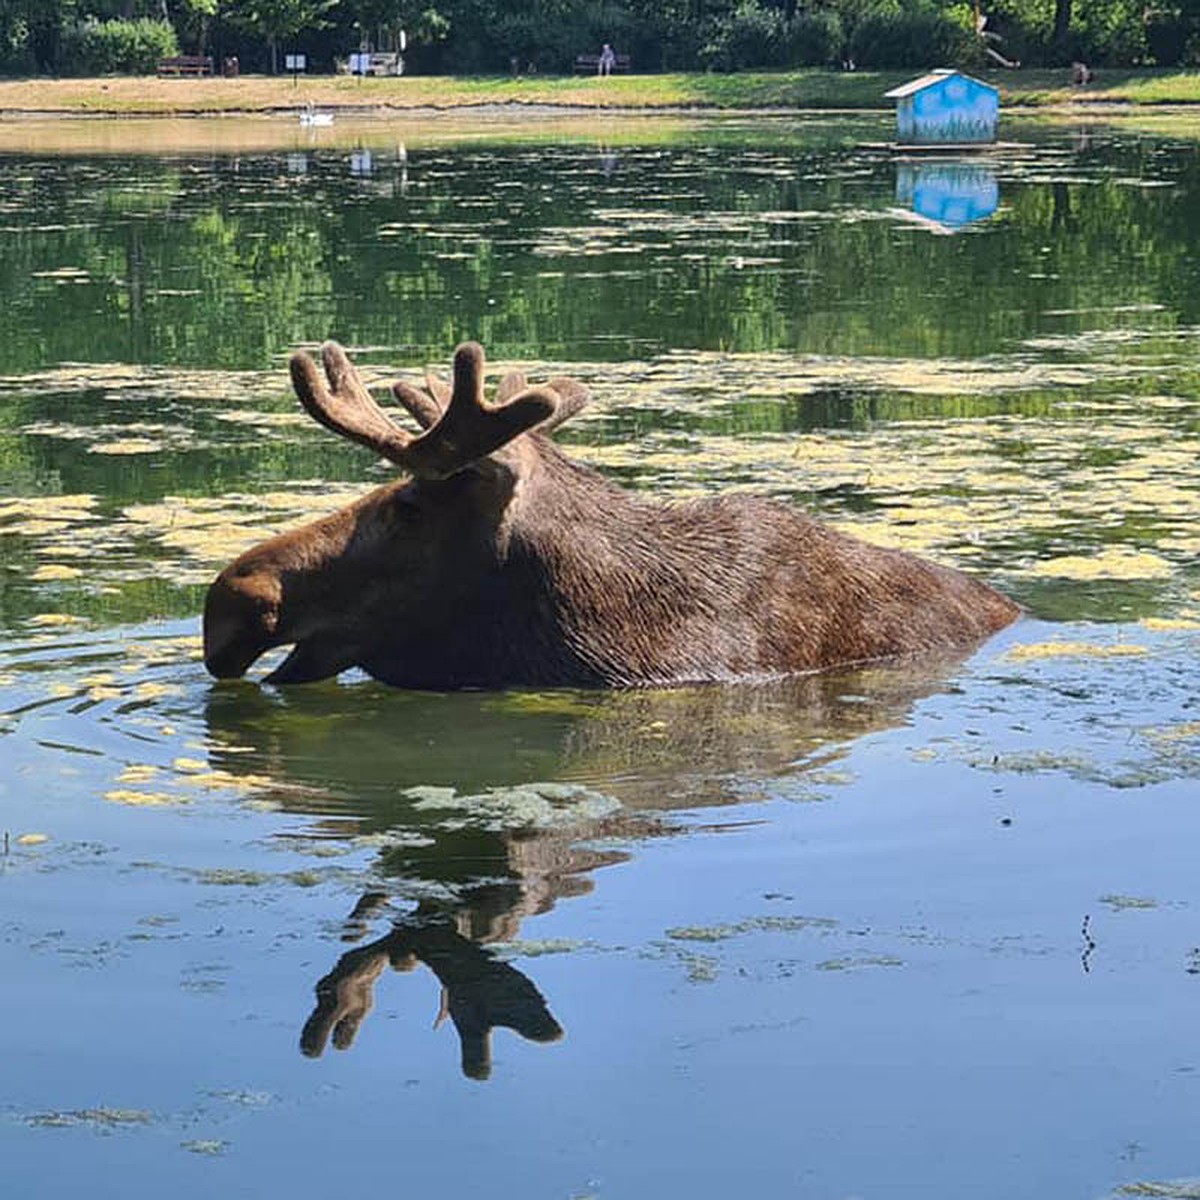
205 404 1019 688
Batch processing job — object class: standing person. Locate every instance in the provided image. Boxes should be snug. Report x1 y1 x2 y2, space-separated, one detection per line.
598 43 616 77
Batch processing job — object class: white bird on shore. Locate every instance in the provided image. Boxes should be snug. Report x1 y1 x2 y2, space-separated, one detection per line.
300 102 333 127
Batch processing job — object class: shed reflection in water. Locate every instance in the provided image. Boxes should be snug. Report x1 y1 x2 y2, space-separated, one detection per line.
204 651 974 1079
895 159 999 232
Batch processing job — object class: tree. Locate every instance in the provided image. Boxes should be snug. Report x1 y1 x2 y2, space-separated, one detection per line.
1051 0 1070 58
226 0 338 70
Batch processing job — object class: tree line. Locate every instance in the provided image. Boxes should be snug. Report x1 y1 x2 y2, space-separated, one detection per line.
1 1 1198 77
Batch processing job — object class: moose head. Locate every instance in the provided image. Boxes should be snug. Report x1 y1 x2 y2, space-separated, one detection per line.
203 341 1019 689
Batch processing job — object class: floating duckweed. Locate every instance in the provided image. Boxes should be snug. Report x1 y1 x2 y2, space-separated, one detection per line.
489 691 599 718
26 1108 153 1130
207 1088 274 1108
89 438 163 455
180 1140 228 1156
116 764 160 784
353 830 438 850
27 613 87 628
406 781 620 830
1100 894 1158 910
191 866 328 887
816 955 903 971
1140 617 1200 631
681 954 721 983
1005 641 1149 661
196 868 272 886
667 924 737 942
807 769 855 786
30 564 84 582
1027 548 1174 581
104 789 184 807
497 938 588 957
0 494 97 517
974 749 1098 776
1142 721 1200 744
1116 1181 1200 1198
667 915 837 941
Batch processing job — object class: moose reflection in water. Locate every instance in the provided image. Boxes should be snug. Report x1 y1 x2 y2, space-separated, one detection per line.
204 656 980 1078
300 826 627 1081
203 342 1018 690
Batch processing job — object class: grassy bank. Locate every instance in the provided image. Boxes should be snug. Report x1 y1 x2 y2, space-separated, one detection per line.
1 67 1199 116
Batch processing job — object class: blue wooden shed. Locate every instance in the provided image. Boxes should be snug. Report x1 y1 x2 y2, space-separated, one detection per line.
884 69 999 146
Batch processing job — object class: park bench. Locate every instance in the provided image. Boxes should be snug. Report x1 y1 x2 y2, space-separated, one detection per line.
573 53 631 74
157 55 214 77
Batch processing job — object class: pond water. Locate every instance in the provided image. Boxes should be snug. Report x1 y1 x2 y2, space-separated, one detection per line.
2 111 1199 1199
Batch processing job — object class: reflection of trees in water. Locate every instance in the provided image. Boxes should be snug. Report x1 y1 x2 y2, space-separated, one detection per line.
204 654 969 1077
2 135 1199 374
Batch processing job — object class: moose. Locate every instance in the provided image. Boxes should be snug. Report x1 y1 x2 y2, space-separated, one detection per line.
203 341 1019 688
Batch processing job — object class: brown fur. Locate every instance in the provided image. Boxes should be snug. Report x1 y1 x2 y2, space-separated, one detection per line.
203 342 1019 687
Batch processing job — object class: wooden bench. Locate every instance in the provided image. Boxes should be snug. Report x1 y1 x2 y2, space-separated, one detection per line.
157 55 214 77
573 53 631 74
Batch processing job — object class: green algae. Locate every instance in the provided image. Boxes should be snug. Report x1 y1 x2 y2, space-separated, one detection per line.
667 915 839 942
405 782 621 832
26 1107 153 1131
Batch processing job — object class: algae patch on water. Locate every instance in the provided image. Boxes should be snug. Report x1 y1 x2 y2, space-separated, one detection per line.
666 914 838 942
180 1139 229 1156
25 1107 154 1131
405 781 621 832
1115 1181 1200 1198
4 346 1200 627
1099 894 1160 911
1005 641 1150 661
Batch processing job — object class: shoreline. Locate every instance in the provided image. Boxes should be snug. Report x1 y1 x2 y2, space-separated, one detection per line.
1 68 1199 120
0 99 1192 123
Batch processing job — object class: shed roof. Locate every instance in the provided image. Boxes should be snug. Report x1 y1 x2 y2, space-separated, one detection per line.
883 69 998 99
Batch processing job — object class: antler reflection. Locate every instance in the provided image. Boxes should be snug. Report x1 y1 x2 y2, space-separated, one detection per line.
300 902 563 1081
301 830 629 1080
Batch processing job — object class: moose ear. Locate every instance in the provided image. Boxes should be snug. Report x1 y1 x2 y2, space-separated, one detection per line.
495 370 529 403
539 376 590 433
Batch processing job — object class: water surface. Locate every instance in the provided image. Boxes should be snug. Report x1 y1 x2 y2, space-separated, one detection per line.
2 112 1199 1200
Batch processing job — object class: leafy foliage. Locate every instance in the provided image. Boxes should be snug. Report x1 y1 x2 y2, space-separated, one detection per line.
699 1 789 72
789 8 845 67
59 17 178 75
0 0 1184 74
847 1 975 68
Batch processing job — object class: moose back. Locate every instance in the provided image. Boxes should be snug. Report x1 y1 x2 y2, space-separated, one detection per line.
202 342 1019 688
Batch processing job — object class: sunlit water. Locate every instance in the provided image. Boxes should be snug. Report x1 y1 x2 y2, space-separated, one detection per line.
2 113 1200 1199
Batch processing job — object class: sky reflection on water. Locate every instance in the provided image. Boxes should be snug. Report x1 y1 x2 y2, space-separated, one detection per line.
2 114 1200 1200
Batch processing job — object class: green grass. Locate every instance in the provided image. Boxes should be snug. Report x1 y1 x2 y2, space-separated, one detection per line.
0 67 1199 115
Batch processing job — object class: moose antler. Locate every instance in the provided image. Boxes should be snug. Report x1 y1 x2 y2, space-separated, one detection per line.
408 363 591 436
289 341 577 480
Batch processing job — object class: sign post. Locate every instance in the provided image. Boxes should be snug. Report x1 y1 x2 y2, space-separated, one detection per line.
285 53 307 87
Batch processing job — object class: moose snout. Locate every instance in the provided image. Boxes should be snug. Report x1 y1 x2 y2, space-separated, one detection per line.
202 569 282 679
